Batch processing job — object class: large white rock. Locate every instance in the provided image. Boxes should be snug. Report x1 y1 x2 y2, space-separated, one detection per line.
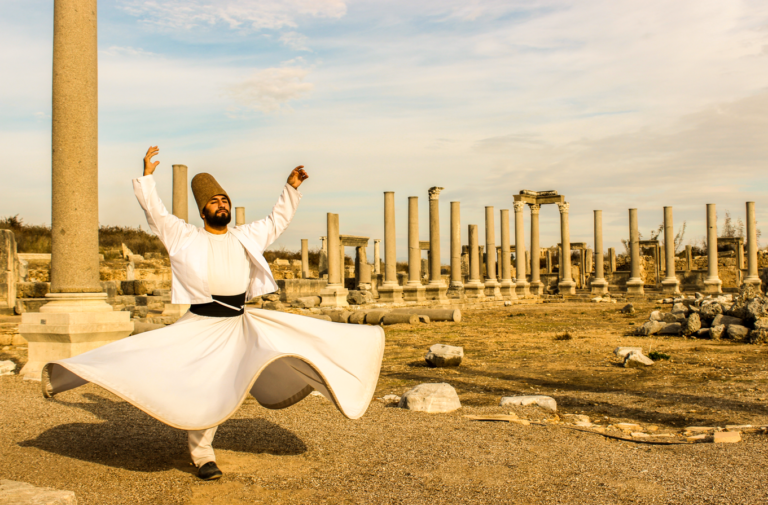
398 383 461 413
0 480 76 504
624 351 654 368
499 395 557 412
614 347 642 359
0 360 15 376
425 344 463 367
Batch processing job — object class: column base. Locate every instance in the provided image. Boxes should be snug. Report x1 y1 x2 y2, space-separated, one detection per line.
425 283 449 304
590 279 609 295
626 278 645 295
515 281 530 298
447 282 464 299
463 282 486 300
529 280 544 297
320 284 350 307
703 278 723 294
499 280 517 300
484 280 502 300
378 283 404 303
403 283 426 302
19 293 134 381
743 276 762 288
661 278 680 294
558 280 576 295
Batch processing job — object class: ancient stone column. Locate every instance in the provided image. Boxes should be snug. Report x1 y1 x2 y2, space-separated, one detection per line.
425 187 448 303
449 201 463 296
484 206 501 299
19 0 133 380
527 204 542 296
513 202 530 297
320 214 349 307
626 208 644 295
301 239 309 279
172 164 188 222
319 236 328 276
546 250 552 274
661 207 680 293
235 207 245 226
379 192 403 303
464 225 486 300
685 245 692 272
704 203 722 293
745 202 761 287
404 196 425 301
499 209 516 299
591 210 608 294
373 239 381 275
557 203 576 295
608 247 616 273
355 246 371 290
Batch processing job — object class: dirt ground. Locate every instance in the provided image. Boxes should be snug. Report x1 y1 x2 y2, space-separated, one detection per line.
2 300 768 504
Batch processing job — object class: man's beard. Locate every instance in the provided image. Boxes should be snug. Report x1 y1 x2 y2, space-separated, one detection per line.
204 207 231 227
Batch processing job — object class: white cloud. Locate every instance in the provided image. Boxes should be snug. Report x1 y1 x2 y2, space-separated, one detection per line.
227 67 314 112
279 31 311 51
120 0 347 30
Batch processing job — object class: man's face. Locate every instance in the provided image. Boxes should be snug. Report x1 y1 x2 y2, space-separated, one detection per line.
202 195 231 226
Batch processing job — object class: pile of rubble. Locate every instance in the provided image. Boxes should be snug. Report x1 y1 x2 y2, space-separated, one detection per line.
635 284 768 343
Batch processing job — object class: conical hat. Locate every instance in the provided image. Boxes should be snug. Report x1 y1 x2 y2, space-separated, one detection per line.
191 173 231 215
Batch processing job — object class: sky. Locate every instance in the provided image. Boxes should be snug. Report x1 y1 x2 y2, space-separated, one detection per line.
2 0 768 261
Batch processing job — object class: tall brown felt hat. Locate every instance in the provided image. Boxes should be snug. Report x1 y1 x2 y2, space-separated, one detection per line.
191 173 231 215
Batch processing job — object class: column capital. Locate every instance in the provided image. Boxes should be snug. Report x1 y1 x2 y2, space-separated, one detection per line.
513 201 525 213
373 239 381 244
557 202 570 214
528 203 541 214
428 186 444 200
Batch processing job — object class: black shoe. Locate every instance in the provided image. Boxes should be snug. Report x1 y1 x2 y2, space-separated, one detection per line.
197 462 223 481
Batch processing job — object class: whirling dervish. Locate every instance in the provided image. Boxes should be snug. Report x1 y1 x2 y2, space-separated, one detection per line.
41 146 385 480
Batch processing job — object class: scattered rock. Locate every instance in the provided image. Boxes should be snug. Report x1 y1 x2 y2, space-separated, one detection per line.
699 302 723 321
263 293 281 302
662 312 686 324
748 328 768 344
657 323 682 336
348 311 369 324
620 303 635 314
683 313 701 335
636 320 666 336
562 414 590 424
0 360 16 376
381 394 401 403
347 290 373 305
614 347 642 359
649 311 664 322
425 344 464 367
263 301 286 311
745 297 768 322
710 324 726 340
726 325 750 341
364 310 391 325
714 431 741 443
712 314 744 327
293 296 321 308
381 313 419 325
631 432 649 438
671 303 689 315
624 351 654 368
398 383 461 413
694 328 711 339
499 395 557 412
0 480 76 504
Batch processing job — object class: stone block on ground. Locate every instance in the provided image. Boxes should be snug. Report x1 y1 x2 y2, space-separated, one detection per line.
726 325 749 341
614 347 642 359
694 328 711 339
348 311 370 324
683 313 701 335
699 302 723 321
381 313 419 325
714 431 741 443
425 344 464 367
263 301 285 311
347 290 373 305
0 480 76 504
365 310 391 325
710 324 726 340
649 310 663 322
636 320 666 336
662 312 686 324
390 308 461 322
398 383 461 413
292 296 321 309
657 322 682 336
624 351 654 368
0 360 16 376
620 303 634 314
499 395 557 412
263 293 281 302
671 303 689 315
712 314 744 328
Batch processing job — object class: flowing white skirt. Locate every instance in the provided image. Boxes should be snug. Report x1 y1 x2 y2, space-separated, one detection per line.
42 309 386 430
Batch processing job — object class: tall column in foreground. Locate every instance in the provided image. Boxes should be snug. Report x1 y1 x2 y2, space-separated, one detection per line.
172 164 188 222
661 207 680 293
513 202 530 297
373 239 381 275
626 208 644 295
425 187 448 303
404 196 425 301
379 192 403 303
20 0 133 380
704 203 722 293
464 225 486 299
235 207 245 226
449 201 463 296
499 209 516 299
557 203 576 295
591 210 609 295
745 202 761 287
319 213 349 307
301 239 309 279
484 206 501 299
528 204 543 296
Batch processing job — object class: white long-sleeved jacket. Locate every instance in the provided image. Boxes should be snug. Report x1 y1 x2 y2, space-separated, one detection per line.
133 175 301 304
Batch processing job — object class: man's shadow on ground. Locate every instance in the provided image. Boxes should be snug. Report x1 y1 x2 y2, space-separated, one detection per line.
19 392 306 473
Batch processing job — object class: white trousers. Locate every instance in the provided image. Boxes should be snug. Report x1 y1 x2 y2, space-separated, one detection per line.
188 426 218 467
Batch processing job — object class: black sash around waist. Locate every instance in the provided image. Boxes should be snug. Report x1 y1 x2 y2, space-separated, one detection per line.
189 293 247 318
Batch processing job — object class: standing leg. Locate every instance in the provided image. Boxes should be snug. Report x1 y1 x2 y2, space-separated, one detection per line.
188 426 222 480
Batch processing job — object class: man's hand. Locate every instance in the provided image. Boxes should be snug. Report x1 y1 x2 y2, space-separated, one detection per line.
143 146 160 176
287 165 308 189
